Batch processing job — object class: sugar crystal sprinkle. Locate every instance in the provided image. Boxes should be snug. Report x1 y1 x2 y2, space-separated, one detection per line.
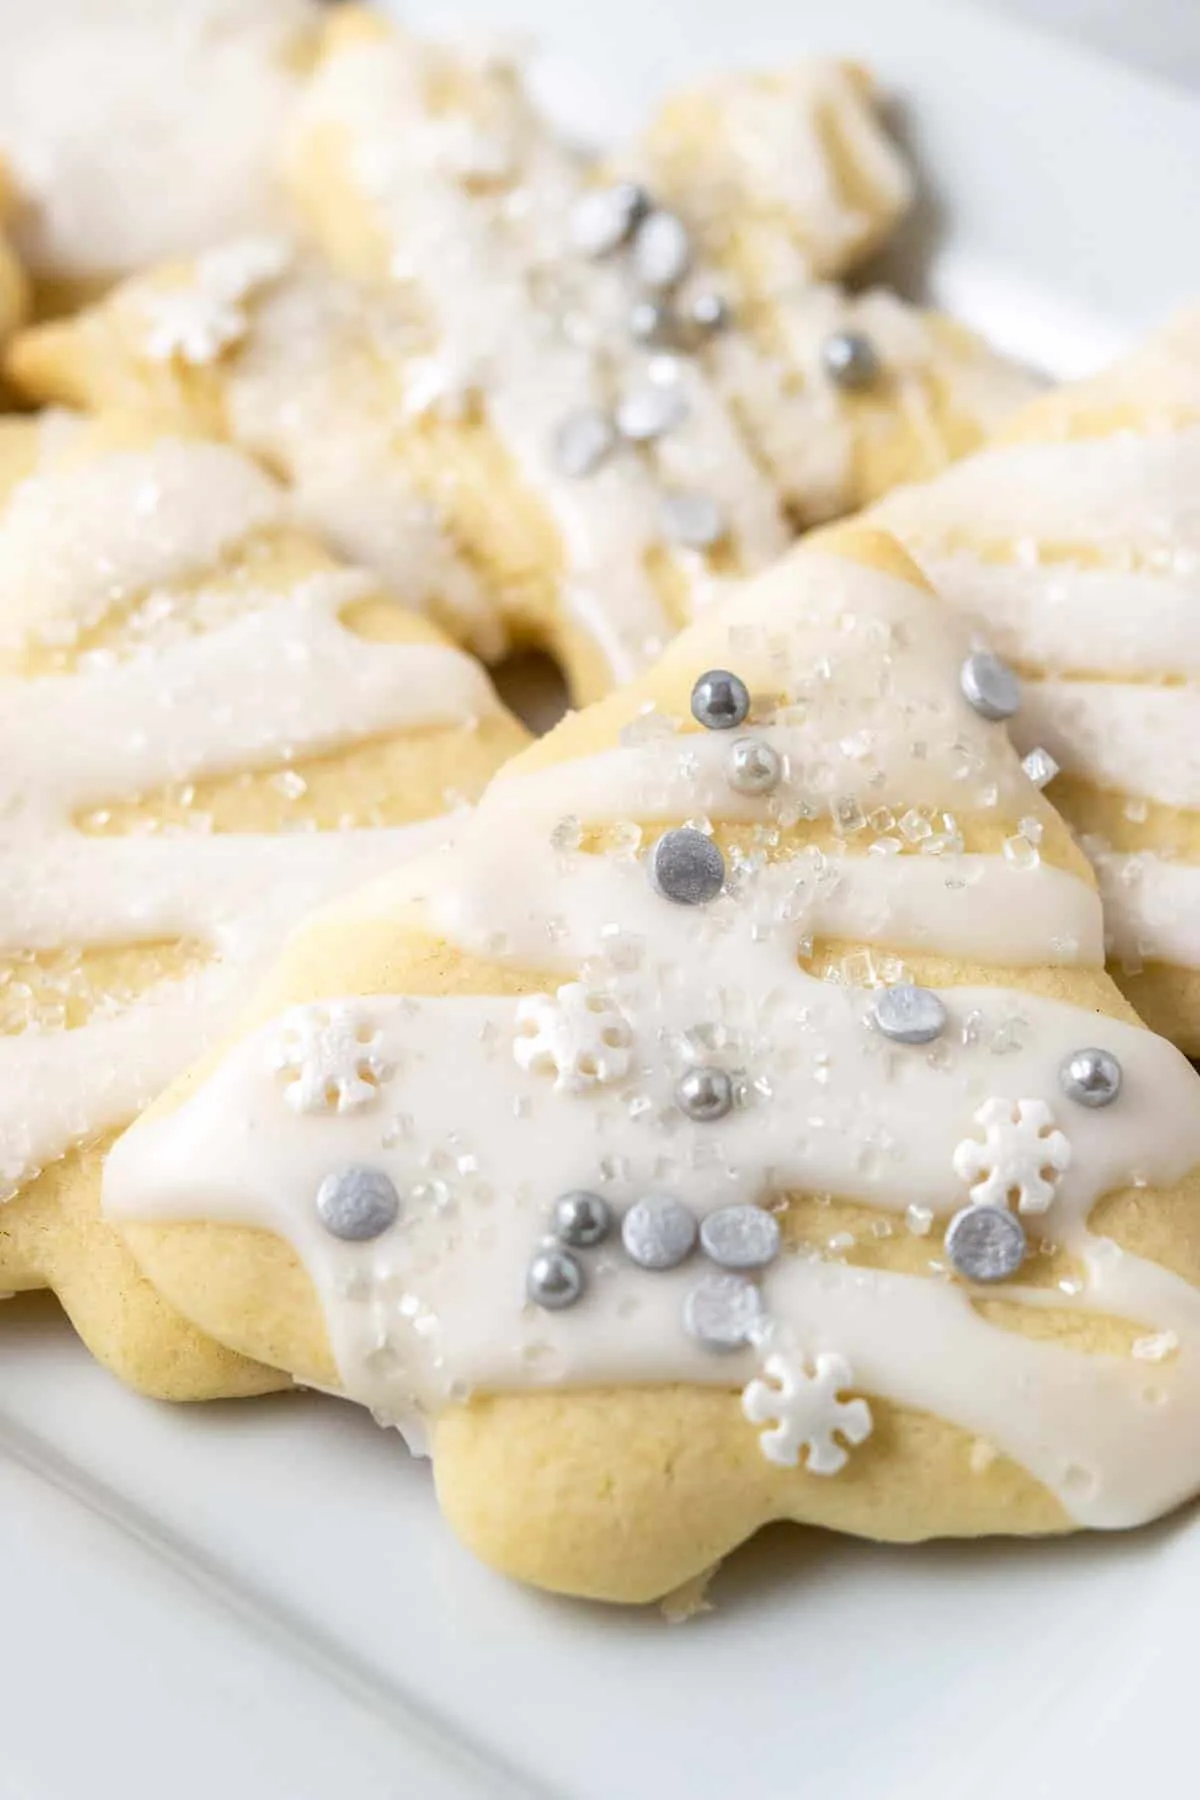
1022 746 1059 788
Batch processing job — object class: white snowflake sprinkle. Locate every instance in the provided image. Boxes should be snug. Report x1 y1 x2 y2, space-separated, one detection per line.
268 1002 390 1115
742 1351 873 1473
513 983 634 1094
952 1096 1071 1215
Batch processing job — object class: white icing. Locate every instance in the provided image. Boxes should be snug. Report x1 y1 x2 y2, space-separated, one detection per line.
0 440 281 650
0 434 497 1196
914 555 1200 679
0 0 317 279
1091 853 1200 969
1016 680 1200 812
882 420 1200 971
105 548 1200 1531
881 431 1200 551
219 263 508 661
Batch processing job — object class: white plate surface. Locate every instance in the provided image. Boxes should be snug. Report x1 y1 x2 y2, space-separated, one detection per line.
5 4 1200 1796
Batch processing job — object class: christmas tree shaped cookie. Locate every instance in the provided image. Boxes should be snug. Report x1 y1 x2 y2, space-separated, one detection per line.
636 64 1039 525
877 308 1200 1051
104 522 1200 1600
8 13 1034 700
0 410 526 1397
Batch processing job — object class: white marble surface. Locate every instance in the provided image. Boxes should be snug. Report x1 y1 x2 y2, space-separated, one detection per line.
977 0 1200 87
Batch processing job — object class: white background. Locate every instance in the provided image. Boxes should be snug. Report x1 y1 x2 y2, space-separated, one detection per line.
983 0 1200 87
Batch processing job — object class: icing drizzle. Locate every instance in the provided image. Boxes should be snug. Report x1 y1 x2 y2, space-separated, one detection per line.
879 407 1200 974
0 431 499 1199
105 548 1200 1530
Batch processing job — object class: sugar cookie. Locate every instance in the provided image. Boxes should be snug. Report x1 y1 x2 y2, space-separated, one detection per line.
639 60 914 279
0 0 321 311
636 74 1041 524
104 523 1200 1601
876 307 1200 1052
0 411 526 1398
9 16 1034 702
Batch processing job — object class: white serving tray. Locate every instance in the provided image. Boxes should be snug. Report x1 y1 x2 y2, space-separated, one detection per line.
4 4 1200 1796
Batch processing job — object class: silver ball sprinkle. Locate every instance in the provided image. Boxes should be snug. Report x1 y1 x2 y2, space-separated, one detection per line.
690 667 750 731
629 297 675 346
569 181 648 258
315 1165 400 1242
944 1203 1027 1283
872 983 948 1046
659 490 727 551
526 1245 585 1309
649 827 726 905
682 1271 763 1351
685 289 731 335
552 406 616 479
621 1195 698 1270
1060 1046 1123 1109
676 1065 734 1122
615 380 689 443
960 649 1021 721
727 735 782 796
553 1189 613 1248
822 329 882 390
700 1204 781 1271
631 208 692 289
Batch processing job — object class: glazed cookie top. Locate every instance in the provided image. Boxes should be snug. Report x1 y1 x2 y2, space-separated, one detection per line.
107 526 1200 1533
7 18 1034 699
0 411 520 1206
281 14 1035 672
876 308 1200 1023
0 0 319 292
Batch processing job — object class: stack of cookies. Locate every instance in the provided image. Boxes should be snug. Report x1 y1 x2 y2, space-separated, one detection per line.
3 0 1199 1607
